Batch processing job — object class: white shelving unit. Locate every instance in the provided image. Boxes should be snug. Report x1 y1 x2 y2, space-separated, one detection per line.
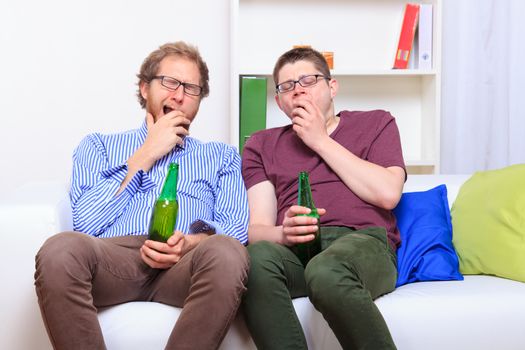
230 0 442 173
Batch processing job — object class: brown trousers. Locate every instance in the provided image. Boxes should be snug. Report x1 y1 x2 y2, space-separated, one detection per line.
34 232 249 350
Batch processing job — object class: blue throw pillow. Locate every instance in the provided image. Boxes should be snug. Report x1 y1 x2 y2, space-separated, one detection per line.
393 184 463 287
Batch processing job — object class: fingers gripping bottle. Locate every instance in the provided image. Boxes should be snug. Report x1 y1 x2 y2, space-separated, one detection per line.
148 163 179 242
292 171 322 266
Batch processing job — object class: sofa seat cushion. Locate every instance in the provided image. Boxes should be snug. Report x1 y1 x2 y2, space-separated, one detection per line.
98 302 255 350
97 298 342 350
376 275 525 350
97 276 525 350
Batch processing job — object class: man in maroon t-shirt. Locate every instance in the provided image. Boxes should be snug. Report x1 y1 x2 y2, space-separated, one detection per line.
241 47 406 350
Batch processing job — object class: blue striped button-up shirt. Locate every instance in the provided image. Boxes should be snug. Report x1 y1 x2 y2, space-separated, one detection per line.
70 121 249 244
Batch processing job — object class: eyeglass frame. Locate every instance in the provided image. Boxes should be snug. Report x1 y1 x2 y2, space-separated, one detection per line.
150 75 203 97
275 74 331 94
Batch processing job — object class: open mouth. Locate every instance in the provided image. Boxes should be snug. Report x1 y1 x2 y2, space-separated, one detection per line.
163 106 174 115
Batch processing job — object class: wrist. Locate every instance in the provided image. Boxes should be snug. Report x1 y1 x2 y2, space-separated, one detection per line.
310 134 332 155
277 225 289 246
129 146 156 173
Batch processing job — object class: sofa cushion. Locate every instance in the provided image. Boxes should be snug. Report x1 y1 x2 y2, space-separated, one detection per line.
451 164 525 282
376 275 525 350
394 184 463 286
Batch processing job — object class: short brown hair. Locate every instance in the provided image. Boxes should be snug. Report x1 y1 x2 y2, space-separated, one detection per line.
272 47 331 87
136 42 210 108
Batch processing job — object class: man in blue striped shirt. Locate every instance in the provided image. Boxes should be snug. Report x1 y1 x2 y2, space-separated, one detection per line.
35 42 250 350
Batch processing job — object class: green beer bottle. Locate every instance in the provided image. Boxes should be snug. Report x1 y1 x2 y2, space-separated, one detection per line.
148 162 179 242
293 171 322 267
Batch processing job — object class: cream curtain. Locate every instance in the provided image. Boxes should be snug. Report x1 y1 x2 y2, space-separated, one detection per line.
441 0 525 173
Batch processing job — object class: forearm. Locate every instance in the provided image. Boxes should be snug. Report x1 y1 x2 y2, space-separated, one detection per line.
248 224 285 245
71 163 148 235
117 146 157 195
72 178 132 235
314 137 404 209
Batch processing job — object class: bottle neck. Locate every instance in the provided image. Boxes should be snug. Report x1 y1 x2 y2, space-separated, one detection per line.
298 172 316 210
159 163 179 200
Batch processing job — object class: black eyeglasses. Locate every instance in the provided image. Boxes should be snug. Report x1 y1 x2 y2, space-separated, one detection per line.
275 74 331 94
151 76 203 96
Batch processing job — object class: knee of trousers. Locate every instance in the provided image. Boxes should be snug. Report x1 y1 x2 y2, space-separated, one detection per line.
246 240 287 264
304 252 361 299
192 235 250 287
35 232 97 290
245 241 289 284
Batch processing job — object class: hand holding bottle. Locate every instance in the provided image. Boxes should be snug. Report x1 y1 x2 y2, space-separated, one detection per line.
281 205 326 246
289 171 324 266
141 231 210 269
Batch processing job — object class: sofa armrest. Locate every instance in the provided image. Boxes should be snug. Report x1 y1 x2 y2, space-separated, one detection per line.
0 181 71 350
1 181 73 233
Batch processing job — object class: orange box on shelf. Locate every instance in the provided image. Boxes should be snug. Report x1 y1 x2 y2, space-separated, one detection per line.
293 44 312 49
322 51 334 69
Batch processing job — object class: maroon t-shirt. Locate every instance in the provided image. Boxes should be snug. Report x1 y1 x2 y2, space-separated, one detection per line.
241 110 406 249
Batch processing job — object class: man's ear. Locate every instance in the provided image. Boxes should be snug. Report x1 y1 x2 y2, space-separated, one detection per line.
329 78 339 99
274 94 283 111
139 81 149 101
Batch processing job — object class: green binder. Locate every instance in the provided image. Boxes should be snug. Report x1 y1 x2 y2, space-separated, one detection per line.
239 76 267 153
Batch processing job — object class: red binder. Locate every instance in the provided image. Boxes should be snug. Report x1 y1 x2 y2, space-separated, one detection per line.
393 3 420 69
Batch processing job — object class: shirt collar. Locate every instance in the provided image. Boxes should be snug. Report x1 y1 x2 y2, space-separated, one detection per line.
138 119 148 143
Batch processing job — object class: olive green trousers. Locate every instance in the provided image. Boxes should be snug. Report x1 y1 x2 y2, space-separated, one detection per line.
242 226 398 350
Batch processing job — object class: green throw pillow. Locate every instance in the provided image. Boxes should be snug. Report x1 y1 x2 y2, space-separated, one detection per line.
451 164 525 282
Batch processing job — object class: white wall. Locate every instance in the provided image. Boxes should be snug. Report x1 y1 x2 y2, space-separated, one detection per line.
0 0 231 196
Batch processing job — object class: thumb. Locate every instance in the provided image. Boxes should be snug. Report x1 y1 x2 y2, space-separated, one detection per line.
146 113 155 129
167 231 184 246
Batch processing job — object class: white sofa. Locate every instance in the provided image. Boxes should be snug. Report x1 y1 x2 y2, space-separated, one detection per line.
1 175 525 350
